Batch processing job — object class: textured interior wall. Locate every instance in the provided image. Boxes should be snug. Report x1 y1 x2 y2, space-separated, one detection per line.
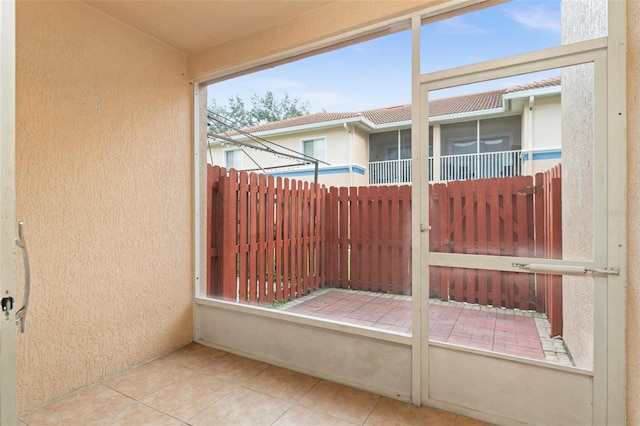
188 1 440 79
15 1 193 411
560 0 606 369
627 1 639 422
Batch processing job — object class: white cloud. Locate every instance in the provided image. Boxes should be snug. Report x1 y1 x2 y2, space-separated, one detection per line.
436 16 488 35
505 4 561 34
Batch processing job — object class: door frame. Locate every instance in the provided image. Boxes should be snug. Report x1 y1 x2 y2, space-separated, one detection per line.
410 2 626 424
0 0 17 424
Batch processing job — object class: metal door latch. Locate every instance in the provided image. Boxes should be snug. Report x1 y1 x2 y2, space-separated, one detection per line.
2 296 14 318
512 263 620 277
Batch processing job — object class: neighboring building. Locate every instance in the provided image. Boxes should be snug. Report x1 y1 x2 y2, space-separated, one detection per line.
208 77 561 186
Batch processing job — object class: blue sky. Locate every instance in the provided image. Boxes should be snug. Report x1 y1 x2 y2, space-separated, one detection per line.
208 0 561 113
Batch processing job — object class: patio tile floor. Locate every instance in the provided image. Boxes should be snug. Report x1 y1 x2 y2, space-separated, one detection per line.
19 343 491 426
281 288 574 366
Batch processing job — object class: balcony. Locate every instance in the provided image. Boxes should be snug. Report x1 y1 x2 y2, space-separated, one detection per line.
369 150 524 184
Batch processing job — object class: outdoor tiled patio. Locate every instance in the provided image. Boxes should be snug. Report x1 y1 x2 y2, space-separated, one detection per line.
19 343 490 426
281 288 573 366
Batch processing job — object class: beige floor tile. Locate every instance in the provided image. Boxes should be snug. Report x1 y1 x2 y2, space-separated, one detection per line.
103 359 193 400
91 398 184 426
454 415 494 426
20 384 131 426
298 380 380 424
160 342 227 370
198 353 269 384
189 387 290 426
365 398 456 426
142 372 236 421
245 366 320 401
273 405 355 426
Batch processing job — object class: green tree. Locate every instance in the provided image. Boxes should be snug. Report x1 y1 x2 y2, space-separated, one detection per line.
208 91 310 132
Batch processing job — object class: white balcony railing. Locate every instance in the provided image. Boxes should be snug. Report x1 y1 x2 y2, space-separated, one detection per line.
368 158 413 185
440 150 523 181
369 150 524 184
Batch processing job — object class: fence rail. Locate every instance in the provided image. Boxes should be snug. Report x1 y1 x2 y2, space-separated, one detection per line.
208 165 562 330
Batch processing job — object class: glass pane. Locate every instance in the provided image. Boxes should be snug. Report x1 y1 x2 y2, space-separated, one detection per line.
421 0 608 74
303 140 314 157
428 267 593 369
428 64 595 262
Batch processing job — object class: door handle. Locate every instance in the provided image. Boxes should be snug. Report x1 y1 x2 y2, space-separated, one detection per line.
15 221 30 333
512 262 619 277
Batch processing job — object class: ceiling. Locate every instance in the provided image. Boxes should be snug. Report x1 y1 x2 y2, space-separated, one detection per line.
85 1 334 54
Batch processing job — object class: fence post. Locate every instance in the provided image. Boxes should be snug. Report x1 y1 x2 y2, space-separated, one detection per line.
548 166 563 336
219 168 238 301
207 165 218 297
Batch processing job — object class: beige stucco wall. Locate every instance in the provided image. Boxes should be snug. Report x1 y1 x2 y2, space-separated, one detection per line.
209 126 351 169
626 1 639 423
15 1 193 411
208 124 367 187
560 0 606 369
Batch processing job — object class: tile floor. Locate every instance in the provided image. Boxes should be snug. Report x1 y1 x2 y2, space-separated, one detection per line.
281 288 573 365
19 343 491 426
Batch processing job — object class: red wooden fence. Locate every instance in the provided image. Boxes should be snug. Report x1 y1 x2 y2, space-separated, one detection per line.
208 165 562 332
324 185 412 294
429 176 537 310
207 166 326 305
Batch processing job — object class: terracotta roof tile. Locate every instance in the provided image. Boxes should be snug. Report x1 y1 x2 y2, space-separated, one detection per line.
222 111 363 135
505 76 561 93
361 104 411 125
212 77 560 136
429 89 505 117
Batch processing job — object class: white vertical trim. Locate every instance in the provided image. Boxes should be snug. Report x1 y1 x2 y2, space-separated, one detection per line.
410 15 423 407
605 0 627 423
0 0 17 424
193 82 202 341
591 49 609 426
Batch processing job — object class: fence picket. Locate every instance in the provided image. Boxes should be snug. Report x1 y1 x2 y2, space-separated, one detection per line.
238 170 249 304
274 177 283 302
475 179 488 305
450 181 464 301
338 187 349 288
388 186 400 294
502 178 515 308
462 179 476 303
399 185 411 294
221 168 238 301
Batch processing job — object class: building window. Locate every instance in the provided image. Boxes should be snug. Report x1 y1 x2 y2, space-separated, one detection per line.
301 137 326 162
225 149 242 170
